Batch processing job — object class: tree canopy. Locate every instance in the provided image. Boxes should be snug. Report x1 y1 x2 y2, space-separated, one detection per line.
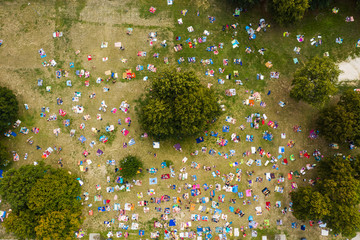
28 169 82 214
119 155 143 180
0 142 10 167
3 210 37 239
0 86 19 132
271 0 310 24
35 211 81 240
317 90 360 144
0 163 82 239
290 187 330 220
0 162 51 211
291 156 360 238
309 0 333 9
229 0 260 8
290 56 340 105
138 68 221 139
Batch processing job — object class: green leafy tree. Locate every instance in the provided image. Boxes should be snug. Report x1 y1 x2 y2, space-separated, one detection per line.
317 90 360 144
0 162 50 211
139 68 221 139
290 56 340 105
290 187 330 220
325 204 360 238
35 211 82 240
120 155 143 180
0 87 19 132
317 105 357 143
320 177 360 205
317 156 360 205
3 210 37 239
0 163 83 240
0 142 10 167
350 157 360 180
310 0 333 9
292 156 360 237
271 0 310 24
228 0 260 8
140 98 174 137
28 169 82 214
318 155 357 180
339 89 360 118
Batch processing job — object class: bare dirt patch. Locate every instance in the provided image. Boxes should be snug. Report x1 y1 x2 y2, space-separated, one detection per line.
338 57 360 82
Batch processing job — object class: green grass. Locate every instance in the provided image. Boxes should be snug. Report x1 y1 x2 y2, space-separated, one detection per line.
20 3 28 10
19 112 37 128
76 0 87 18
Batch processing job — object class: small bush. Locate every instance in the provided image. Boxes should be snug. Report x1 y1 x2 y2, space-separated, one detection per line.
119 155 143 179
163 160 173 167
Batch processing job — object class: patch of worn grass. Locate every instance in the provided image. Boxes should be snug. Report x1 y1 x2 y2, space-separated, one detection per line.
254 227 283 240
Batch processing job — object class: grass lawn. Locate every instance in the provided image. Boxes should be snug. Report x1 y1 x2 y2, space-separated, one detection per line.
0 0 359 239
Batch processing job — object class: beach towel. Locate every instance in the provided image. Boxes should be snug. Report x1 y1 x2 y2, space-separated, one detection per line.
79 135 86 143
121 128 129 136
196 137 204 143
129 138 135 146
149 178 158 185
246 189 252 197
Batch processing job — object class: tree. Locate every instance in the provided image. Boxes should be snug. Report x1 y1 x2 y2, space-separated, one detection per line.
317 105 358 143
349 157 360 180
292 156 360 237
35 211 82 240
310 0 333 9
317 90 360 144
139 68 221 139
320 177 360 205
325 204 360 238
339 89 360 117
271 0 310 24
3 210 37 239
290 187 330 220
0 86 19 132
318 155 357 180
28 169 82 214
119 155 143 180
229 0 260 8
317 156 360 205
0 162 50 211
290 56 340 105
0 142 10 167
0 163 83 240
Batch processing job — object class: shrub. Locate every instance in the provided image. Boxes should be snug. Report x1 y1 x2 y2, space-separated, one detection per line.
119 155 143 179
